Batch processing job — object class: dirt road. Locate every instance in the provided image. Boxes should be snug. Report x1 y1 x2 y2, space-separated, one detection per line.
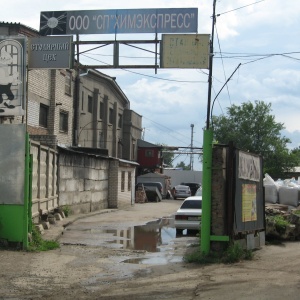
1 200 300 300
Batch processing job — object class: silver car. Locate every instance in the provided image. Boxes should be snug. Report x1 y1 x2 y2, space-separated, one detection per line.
173 185 191 200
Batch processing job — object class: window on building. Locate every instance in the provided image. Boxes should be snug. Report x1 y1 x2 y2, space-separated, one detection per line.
65 70 72 95
145 150 154 157
39 104 49 128
128 171 131 191
118 114 123 128
59 111 69 132
99 102 104 119
81 91 84 111
131 141 136 160
88 95 93 113
121 171 125 192
109 108 114 124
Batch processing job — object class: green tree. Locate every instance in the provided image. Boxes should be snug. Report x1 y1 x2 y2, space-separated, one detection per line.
159 144 175 167
176 161 191 170
212 100 296 177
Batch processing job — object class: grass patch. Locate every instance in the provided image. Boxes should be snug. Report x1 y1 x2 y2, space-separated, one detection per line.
62 205 71 217
184 243 253 265
27 227 60 252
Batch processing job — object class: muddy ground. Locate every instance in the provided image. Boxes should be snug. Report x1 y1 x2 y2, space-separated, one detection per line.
1 200 300 300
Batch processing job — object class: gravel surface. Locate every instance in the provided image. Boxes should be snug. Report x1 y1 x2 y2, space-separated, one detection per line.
1 200 300 300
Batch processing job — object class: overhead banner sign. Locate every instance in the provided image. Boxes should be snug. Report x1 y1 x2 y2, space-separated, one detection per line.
0 36 26 117
161 34 210 69
28 36 74 69
39 8 198 35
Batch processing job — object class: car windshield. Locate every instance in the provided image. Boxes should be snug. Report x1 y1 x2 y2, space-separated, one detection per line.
180 200 202 209
195 188 202 196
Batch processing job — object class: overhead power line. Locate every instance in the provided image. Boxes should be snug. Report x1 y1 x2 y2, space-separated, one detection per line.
217 0 267 17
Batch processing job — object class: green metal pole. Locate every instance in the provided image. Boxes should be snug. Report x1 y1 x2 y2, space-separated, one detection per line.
200 128 213 254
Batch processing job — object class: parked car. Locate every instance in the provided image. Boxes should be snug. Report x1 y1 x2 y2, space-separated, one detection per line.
174 188 202 234
172 185 191 200
180 182 201 196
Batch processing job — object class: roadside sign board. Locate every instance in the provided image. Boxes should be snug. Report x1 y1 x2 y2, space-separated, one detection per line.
161 34 210 69
39 8 198 35
28 36 74 69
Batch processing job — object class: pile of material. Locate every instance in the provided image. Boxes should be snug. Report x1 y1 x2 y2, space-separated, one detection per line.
264 174 300 240
265 203 300 240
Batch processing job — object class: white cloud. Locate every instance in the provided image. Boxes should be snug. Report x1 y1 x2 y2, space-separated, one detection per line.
2 0 300 164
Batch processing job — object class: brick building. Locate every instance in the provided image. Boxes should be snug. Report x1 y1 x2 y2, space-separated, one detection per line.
0 22 142 156
0 22 142 215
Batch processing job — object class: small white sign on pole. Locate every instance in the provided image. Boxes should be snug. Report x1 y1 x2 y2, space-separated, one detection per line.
161 34 210 69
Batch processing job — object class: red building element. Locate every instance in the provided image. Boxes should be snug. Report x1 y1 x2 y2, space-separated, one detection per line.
137 139 163 174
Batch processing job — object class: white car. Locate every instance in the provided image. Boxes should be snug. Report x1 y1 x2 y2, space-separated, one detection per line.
174 188 202 235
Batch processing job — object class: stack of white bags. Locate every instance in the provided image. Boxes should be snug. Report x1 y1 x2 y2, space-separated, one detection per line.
264 173 300 209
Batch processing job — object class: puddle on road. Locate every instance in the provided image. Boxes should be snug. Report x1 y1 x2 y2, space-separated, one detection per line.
122 255 183 265
106 217 176 253
64 216 193 251
63 217 197 264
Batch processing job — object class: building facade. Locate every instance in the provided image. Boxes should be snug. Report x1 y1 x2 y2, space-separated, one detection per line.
0 22 143 218
76 69 142 160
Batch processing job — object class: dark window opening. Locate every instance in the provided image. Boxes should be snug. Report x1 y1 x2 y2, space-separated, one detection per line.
128 171 131 191
59 111 68 132
109 108 114 124
100 102 104 119
65 70 72 95
118 114 123 128
145 150 154 157
88 95 93 113
81 91 84 111
39 104 49 128
121 171 125 192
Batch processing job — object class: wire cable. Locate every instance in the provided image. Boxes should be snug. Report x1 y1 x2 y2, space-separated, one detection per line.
215 23 231 105
81 53 207 83
217 0 266 17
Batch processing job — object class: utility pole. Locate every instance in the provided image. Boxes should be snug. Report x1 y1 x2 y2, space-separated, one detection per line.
201 0 217 255
190 124 194 170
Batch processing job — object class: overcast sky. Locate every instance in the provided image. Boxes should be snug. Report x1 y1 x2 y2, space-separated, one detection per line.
2 0 300 170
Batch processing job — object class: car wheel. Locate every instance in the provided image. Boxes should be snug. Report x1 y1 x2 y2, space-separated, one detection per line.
174 197 177 200
176 228 183 235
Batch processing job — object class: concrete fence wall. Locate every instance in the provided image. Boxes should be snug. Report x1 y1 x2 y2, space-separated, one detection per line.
30 140 58 223
58 150 110 215
30 142 135 223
